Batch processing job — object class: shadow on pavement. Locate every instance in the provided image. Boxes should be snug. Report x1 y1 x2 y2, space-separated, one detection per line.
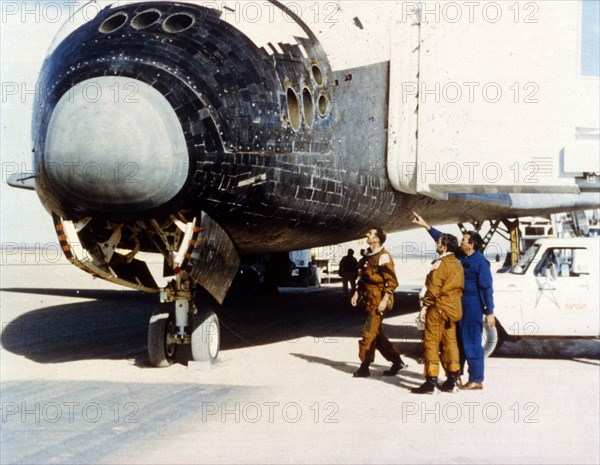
2 286 597 366
0 286 372 365
290 352 424 391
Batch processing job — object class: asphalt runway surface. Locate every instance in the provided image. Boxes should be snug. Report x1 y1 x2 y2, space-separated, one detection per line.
1 259 599 464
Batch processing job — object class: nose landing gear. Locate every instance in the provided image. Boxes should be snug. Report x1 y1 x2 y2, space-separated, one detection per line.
148 276 220 367
144 213 239 368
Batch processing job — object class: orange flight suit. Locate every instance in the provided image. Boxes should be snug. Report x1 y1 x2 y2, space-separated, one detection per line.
421 253 464 377
357 247 400 363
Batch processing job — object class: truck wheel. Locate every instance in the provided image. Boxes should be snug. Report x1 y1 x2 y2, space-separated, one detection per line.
482 323 505 357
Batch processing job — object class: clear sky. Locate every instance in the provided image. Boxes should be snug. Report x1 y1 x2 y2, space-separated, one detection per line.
582 0 600 77
1 1 598 248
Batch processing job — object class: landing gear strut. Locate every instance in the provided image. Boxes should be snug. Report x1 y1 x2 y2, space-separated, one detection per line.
142 212 239 367
147 275 220 367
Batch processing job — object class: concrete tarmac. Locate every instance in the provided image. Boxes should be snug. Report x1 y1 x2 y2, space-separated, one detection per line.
1 258 599 464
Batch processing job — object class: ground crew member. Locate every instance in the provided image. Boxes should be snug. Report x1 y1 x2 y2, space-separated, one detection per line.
412 233 464 394
413 212 495 390
338 249 358 296
350 227 407 377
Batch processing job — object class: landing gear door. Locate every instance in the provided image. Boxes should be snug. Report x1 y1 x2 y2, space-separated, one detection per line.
187 212 241 305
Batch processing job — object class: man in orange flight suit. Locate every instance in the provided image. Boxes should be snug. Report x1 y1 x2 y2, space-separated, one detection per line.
412 232 464 394
350 227 407 377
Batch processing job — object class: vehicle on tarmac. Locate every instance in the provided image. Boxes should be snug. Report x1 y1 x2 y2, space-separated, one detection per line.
483 237 600 356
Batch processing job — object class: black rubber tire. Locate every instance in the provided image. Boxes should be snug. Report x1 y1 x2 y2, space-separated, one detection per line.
191 310 220 363
482 322 505 357
148 307 177 367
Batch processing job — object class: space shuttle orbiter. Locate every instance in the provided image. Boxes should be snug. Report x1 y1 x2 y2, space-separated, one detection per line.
8 1 599 366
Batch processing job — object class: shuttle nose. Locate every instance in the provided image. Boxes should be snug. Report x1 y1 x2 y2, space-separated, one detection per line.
44 77 189 212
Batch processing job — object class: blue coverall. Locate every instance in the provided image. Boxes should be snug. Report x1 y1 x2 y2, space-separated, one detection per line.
429 228 494 383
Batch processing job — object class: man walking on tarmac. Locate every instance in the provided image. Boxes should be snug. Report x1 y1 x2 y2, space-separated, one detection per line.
350 227 407 377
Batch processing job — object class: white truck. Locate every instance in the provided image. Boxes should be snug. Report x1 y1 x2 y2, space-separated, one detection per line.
484 237 600 355
288 249 319 287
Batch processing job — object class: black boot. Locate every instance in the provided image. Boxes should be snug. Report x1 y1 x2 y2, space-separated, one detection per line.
353 362 370 378
382 357 407 376
440 372 460 393
411 376 440 394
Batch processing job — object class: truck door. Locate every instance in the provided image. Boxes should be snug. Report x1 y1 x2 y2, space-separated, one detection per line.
531 247 595 336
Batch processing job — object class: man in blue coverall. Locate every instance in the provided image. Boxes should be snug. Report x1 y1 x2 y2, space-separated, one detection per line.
412 212 496 390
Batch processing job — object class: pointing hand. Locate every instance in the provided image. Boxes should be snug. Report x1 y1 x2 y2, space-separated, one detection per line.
412 211 430 229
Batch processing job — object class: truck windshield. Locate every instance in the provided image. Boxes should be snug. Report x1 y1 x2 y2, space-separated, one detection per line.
509 244 540 275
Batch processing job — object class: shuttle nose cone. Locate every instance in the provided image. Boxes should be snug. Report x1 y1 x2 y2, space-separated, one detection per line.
44 77 189 212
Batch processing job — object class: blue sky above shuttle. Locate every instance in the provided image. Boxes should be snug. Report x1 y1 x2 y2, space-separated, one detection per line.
582 0 600 76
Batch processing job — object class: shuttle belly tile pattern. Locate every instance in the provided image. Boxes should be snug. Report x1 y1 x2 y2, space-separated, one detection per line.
29 1 600 256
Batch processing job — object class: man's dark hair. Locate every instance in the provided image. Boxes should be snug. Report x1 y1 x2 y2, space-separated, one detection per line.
370 227 387 245
465 231 484 251
440 233 459 253
347 249 355 256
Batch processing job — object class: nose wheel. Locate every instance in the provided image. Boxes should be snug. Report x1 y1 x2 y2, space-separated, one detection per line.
148 306 179 367
191 309 220 363
147 279 221 367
